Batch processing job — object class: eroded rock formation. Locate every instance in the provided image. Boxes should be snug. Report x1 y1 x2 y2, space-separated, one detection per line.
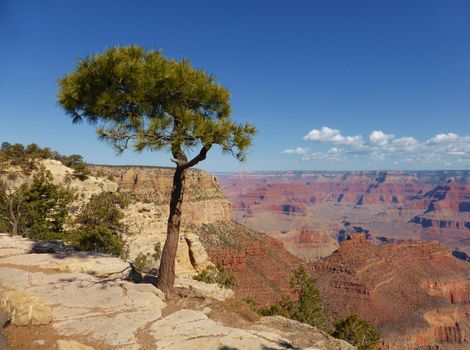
219 170 470 255
309 239 470 349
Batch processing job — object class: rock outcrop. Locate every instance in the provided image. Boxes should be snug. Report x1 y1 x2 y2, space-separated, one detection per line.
273 226 339 262
89 164 232 276
0 234 354 350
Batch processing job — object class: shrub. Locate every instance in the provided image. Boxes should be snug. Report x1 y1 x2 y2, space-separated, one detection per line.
21 170 74 240
133 242 162 273
0 169 74 240
58 154 90 180
70 191 128 256
331 314 381 350
152 242 162 261
193 264 235 288
256 266 324 329
289 266 324 328
134 252 153 272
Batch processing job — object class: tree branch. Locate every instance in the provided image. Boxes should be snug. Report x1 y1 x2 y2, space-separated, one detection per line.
183 144 212 169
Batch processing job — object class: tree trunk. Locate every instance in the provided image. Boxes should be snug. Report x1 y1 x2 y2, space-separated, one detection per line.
8 198 18 236
156 165 187 293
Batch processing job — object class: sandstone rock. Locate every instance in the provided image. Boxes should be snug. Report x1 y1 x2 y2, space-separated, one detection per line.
56 340 95 350
0 252 131 278
0 290 52 326
174 278 234 301
251 316 355 350
183 232 212 271
1 159 221 281
39 159 118 206
0 234 353 350
0 233 34 258
150 309 290 350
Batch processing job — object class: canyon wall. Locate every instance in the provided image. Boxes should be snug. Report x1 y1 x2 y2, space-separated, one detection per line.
219 170 470 257
309 238 470 349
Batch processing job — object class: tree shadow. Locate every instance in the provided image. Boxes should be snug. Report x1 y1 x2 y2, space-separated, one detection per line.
218 340 299 350
261 340 300 350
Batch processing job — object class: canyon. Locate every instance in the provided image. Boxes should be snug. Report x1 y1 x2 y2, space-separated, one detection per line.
216 170 470 349
2 160 470 349
218 170 470 258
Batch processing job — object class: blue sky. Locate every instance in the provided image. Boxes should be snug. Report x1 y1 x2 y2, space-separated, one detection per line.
1 0 469 171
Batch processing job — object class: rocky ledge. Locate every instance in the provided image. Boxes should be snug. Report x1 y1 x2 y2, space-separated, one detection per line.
0 234 354 350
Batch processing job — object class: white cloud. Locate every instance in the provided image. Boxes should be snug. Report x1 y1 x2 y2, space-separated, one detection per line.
285 126 470 167
426 132 459 144
303 127 364 147
368 130 394 147
281 147 309 155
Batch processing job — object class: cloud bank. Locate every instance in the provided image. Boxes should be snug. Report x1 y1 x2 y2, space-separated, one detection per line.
282 126 470 166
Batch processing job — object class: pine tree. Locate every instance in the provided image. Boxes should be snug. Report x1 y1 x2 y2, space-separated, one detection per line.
332 314 381 350
57 46 256 293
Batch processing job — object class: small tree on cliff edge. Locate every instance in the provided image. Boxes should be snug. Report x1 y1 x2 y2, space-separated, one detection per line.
57 46 256 293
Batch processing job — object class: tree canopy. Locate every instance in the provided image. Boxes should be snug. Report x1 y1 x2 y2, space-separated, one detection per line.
58 46 256 166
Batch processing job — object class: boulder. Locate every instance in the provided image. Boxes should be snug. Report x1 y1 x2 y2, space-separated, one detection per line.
0 290 52 326
174 278 234 301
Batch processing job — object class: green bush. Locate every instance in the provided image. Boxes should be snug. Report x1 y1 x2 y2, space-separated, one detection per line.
133 243 162 273
70 191 128 256
193 264 235 288
58 154 90 180
257 266 324 329
134 252 152 272
0 169 74 240
332 314 381 350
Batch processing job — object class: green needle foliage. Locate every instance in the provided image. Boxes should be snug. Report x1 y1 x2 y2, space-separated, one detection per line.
332 314 381 350
258 266 324 329
193 264 235 288
0 169 74 240
58 46 256 292
57 46 256 159
70 191 129 257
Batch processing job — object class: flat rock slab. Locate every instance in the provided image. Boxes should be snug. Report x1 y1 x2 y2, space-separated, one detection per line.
0 234 354 350
150 309 290 350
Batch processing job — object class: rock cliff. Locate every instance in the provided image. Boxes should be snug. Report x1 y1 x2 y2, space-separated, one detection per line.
1 160 232 276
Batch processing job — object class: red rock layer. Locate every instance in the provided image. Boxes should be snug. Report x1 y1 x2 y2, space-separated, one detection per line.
309 240 470 349
193 221 302 307
219 171 470 251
